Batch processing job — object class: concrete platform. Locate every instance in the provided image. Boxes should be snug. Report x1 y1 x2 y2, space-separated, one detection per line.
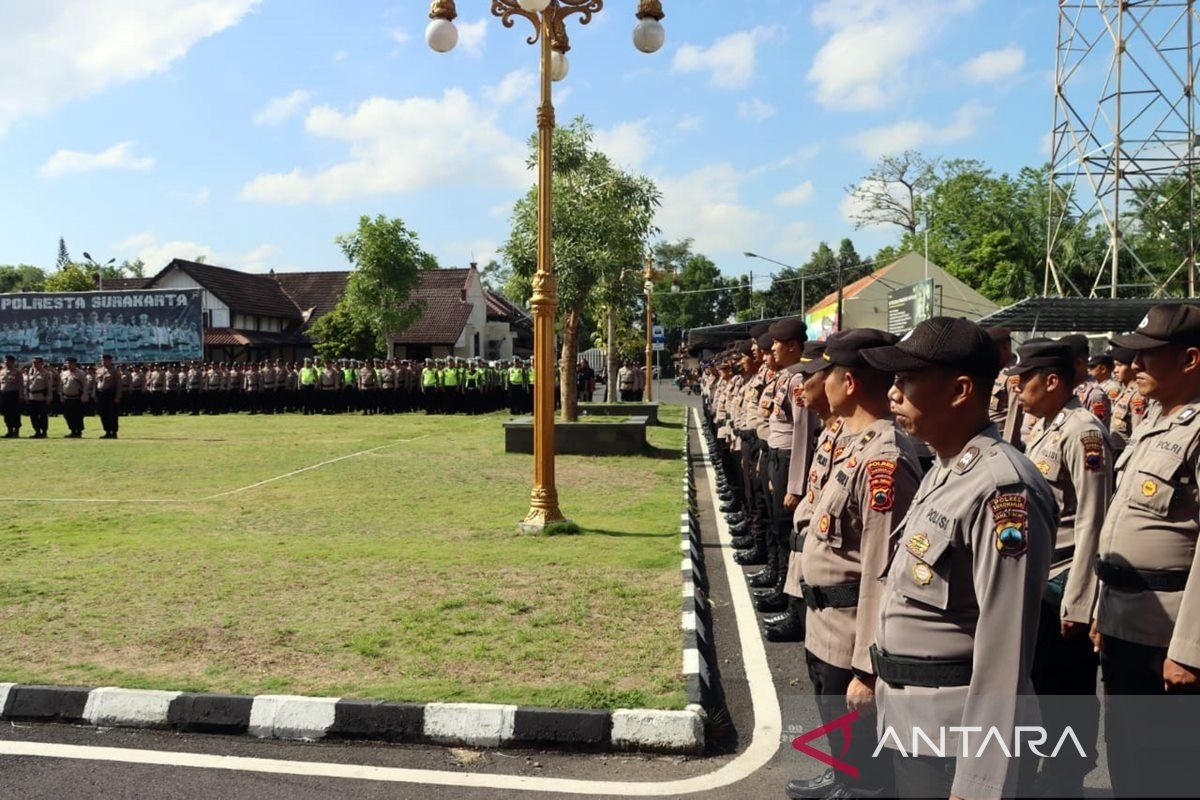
503 416 649 456
578 402 660 424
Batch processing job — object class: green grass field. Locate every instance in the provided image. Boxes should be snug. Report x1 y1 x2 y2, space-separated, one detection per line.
0 406 687 710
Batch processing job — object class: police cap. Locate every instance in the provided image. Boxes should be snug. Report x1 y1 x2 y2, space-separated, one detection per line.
768 317 807 344
749 323 770 339
1087 352 1114 369
1059 334 1090 359
1111 303 1200 350
1009 341 1074 376
797 341 832 375
1111 346 1137 365
822 328 900 370
755 332 774 351
861 316 1001 382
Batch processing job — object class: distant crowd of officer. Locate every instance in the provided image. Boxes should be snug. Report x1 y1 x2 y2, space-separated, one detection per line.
0 354 545 439
701 307 1198 800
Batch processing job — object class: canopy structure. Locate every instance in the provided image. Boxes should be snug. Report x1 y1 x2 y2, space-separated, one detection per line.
685 316 792 354
977 297 1200 333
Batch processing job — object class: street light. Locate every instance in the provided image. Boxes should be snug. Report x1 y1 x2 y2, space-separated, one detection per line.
427 0 666 532
642 253 675 402
83 252 115 291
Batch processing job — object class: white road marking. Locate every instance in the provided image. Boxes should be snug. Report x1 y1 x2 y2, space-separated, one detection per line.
0 409 784 796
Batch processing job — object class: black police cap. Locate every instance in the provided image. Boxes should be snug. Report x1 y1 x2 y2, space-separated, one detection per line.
822 328 900 370
734 340 754 356
986 326 1013 344
749 323 770 339
1087 353 1114 368
768 317 807 344
1009 341 1074 376
1111 346 1137 365
756 332 774 351
861 316 1001 381
797 341 832 375
1111 303 1200 351
1059 334 1090 359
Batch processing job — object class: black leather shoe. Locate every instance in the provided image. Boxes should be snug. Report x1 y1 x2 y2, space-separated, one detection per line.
730 535 755 549
762 611 789 626
786 769 837 799
765 613 805 642
748 569 776 588
719 502 741 513
754 589 787 613
727 522 749 536
725 511 746 523
734 547 767 566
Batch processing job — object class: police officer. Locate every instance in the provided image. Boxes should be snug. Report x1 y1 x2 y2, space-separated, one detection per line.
25 356 52 438
1087 352 1123 402
1013 340 1111 795
60 356 88 437
986 326 1025 447
318 358 340 414
790 329 923 800
1109 346 1148 450
1 354 22 438
94 354 123 439
617 360 638 402
299 357 318 414
1094 304 1200 797
862 317 1056 799
1062 333 1112 429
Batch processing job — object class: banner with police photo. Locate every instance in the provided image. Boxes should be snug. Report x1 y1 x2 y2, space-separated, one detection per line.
0 289 203 364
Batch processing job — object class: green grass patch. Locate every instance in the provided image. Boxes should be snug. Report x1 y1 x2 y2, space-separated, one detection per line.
0 405 687 710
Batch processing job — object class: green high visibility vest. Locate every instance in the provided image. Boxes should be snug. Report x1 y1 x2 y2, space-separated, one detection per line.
507 367 524 385
300 367 317 386
422 367 438 388
465 368 482 388
342 368 355 385
442 368 460 387
529 367 536 385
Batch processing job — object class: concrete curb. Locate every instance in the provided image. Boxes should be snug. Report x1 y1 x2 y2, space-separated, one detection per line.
0 417 714 755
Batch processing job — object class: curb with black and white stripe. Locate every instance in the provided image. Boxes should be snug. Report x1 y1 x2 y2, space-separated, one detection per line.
0 418 712 755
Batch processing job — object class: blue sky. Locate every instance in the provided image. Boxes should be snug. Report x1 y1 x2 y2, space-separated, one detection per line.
0 0 1051 280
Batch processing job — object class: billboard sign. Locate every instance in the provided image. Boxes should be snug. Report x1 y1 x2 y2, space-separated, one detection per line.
0 289 203 364
887 279 936 335
806 300 839 342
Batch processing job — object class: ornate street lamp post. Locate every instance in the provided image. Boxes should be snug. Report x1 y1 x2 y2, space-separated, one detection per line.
426 0 666 531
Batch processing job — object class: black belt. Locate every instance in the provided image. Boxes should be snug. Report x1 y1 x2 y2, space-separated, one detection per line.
790 531 807 552
1095 557 1189 592
800 581 860 610
870 645 973 689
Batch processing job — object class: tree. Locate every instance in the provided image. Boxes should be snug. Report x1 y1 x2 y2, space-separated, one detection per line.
56 237 71 271
742 239 870 321
845 151 940 236
44 262 96 292
337 214 437 354
501 117 660 421
307 303 383 360
652 239 737 339
120 259 147 278
479 259 512 294
0 265 46 293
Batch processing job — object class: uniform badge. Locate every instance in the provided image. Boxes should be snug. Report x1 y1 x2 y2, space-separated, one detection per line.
1037 461 1050 476
822 438 833 453
807 488 815 503
1181 407 1198 423
1133 397 1147 415
1091 401 1108 418
867 460 897 512
989 493 1029 558
1008 375 1020 391
954 446 981 473
834 445 846 460
808 468 818 486
1080 431 1105 472
791 384 804 406
847 456 858 469
912 562 934 586
1053 411 1066 428
1142 479 1158 497
906 532 931 558
1107 387 1120 400
818 514 831 534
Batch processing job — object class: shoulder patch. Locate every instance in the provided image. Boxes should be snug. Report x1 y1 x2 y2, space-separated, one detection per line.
791 384 804 406
953 446 982 474
867 460 897 512
990 493 1029 558
1091 401 1108 418
1080 430 1106 472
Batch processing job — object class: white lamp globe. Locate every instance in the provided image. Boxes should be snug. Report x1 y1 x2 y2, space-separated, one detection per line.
518 0 552 12
632 17 665 54
550 50 570 82
426 18 458 53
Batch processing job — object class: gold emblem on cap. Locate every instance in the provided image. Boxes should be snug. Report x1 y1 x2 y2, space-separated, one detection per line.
1142 479 1158 497
912 562 934 586
907 533 931 557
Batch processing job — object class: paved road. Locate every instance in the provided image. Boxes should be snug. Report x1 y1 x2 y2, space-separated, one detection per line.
0 387 1114 798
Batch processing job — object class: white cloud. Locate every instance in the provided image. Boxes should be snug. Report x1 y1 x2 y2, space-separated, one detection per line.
0 0 259 134
458 18 488 57
672 26 781 90
675 115 703 133
389 26 410 45
807 0 978 111
775 180 814 207
253 89 313 126
963 46 1025 84
239 89 528 205
485 69 536 108
656 164 770 255
738 98 777 122
116 232 279 272
171 186 209 205
848 100 991 159
40 141 155 178
333 50 348 62
595 120 653 170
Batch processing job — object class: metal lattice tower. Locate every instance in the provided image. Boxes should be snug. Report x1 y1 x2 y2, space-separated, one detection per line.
1046 0 1200 298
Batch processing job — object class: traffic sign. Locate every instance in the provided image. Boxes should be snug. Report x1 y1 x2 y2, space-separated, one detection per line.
652 342 665 351
651 324 665 343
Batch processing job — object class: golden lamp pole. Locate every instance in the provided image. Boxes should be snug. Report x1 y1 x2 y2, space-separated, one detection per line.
426 0 666 531
641 254 677 403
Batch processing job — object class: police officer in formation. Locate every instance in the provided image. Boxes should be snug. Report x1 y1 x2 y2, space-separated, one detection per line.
702 306 1200 799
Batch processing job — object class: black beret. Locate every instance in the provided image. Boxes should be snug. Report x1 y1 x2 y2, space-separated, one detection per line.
735 340 754 356
986 326 1013 344
768 317 808 344
823 328 900 370
797 341 832 375
1009 341 1074 376
756 332 774 351
1111 346 1137 365
1059 334 1090 358
749 323 770 339
862 316 1001 382
1111 303 1200 350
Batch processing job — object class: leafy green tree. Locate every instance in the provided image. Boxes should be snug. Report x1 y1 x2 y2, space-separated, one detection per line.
120 258 147 278
501 117 660 420
650 239 735 347
308 303 383 360
56 237 71 271
337 214 437 354
44 262 96 292
0 265 46 293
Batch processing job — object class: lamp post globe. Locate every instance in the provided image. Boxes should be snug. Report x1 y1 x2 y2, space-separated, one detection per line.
425 18 458 52
550 50 570 82
517 0 551 12
632 17 665 54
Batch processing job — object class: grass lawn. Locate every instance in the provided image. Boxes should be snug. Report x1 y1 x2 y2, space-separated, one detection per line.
0 405 687 710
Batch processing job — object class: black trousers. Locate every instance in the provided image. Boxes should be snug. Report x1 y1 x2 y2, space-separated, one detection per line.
1101 635 1200 798
27 400 49 434
766 446 791 580
1 390 19 433
1030 582 1099 791
62 398 84 434
805 651 889 793
95 391 119 434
